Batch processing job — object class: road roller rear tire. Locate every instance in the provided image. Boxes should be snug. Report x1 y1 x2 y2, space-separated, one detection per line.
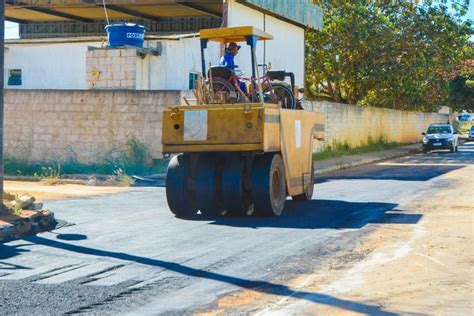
166 154 196 217
251 153 287 216
195 154 225 216
292 160 314 202
222 155 254 216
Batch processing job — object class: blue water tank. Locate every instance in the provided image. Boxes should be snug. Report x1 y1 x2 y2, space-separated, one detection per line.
105 23 146 48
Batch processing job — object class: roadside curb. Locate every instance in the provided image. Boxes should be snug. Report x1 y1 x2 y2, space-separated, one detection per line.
0 211 56 243
314 146 421 176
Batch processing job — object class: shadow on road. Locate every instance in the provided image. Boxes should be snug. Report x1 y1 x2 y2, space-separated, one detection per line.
0 244 30 260
175 194 423 229
205 200 421 229
317 164 464 182
22 234 401 315
0 244 32 271
55 233 88 241
316 143 473 183
0 260 31 271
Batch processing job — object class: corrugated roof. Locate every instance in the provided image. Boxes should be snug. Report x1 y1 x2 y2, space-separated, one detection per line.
6 0 223 23
237 0 323 30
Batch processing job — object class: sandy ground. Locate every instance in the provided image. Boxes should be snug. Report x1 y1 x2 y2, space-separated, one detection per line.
4 181 130 202
312 164 473 315
203 159 474 315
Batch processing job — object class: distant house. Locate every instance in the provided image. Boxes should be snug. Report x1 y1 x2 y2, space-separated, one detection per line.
4 0 323 91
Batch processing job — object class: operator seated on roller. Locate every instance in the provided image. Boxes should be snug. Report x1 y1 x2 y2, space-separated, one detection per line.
220 42 247 93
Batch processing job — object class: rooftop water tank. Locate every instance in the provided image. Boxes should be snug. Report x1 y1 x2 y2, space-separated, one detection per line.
105 23 146 48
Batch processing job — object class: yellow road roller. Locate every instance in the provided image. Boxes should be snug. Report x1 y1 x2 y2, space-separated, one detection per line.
162 26 325 217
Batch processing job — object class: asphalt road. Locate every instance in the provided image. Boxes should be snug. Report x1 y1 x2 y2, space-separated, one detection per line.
1 142 473 315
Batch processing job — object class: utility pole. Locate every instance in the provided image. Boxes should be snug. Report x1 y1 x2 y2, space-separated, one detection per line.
0 0 4 204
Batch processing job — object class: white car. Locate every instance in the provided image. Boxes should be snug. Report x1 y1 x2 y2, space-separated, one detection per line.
422 124 459 153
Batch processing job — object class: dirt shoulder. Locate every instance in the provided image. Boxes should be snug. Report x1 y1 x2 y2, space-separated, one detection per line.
199 158 473 315
259 162 473 314
4 180 130 202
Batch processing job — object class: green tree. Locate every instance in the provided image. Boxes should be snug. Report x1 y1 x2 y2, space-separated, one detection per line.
446 57 474 112
307 0 473 111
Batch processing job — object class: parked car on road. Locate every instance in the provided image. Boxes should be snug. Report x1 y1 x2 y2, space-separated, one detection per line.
422 124 459 153
469 126 474 141
458 114 474 122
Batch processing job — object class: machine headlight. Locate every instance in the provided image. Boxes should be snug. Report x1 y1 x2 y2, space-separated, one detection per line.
422 137 428 144
446 137 453 141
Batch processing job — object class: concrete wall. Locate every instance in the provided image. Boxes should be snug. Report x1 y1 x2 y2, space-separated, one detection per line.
304 101 449 152
5 90 449 165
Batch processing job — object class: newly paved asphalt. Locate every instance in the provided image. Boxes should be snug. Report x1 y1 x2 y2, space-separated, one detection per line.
1 142 473 315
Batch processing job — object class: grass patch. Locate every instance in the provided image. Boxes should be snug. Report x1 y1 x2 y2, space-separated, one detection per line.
4 137 169 179
4 158 169 178
313 137 403 161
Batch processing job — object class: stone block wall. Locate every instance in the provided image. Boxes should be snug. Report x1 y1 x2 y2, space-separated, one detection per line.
86 48 137 89
5 90 181 163
4 90 449 165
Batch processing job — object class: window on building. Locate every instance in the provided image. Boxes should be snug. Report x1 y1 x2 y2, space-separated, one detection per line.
8 69 22 86
189 72 198 90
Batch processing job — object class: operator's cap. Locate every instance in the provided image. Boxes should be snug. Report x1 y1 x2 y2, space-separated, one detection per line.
228 42 241 50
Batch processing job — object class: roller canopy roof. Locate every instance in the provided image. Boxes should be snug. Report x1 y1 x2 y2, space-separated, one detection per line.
200 26 273 43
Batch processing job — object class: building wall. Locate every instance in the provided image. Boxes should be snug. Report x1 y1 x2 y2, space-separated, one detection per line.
4 90 448 165
227 0 265 67
5 2 305 91
4 38 220 92
227 0 306 87
4 41 101 90
149 37 221 90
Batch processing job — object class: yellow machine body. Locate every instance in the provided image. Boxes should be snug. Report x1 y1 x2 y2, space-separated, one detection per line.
162 103 324 196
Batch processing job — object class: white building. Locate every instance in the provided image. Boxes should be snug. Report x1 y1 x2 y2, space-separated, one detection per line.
4 0 323 91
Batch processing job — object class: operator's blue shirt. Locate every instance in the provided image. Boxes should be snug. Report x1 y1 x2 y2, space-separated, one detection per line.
220 52 236 70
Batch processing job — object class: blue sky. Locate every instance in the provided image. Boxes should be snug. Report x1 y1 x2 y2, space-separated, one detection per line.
3 2 474 40
466 1 474 21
